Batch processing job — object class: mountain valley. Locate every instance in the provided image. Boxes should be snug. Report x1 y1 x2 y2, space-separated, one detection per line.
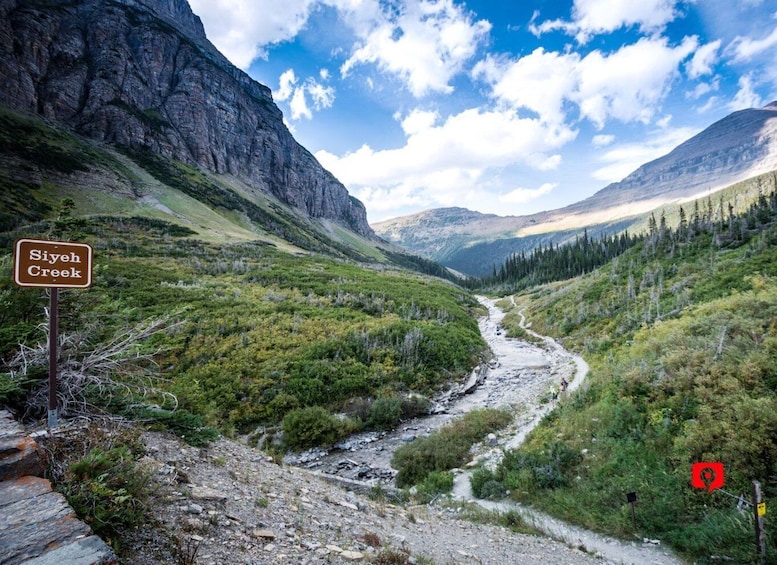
1 0 777 563
374 102 777 276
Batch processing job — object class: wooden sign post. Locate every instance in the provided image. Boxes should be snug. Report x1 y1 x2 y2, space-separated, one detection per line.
13 239 93 428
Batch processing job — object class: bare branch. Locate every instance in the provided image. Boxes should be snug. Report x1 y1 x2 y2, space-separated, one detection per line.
5 313 182 420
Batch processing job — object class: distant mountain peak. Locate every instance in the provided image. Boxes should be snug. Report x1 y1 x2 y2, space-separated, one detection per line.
374 102 777 275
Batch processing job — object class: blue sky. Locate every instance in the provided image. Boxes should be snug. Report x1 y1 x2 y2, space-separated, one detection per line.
187 0 777 223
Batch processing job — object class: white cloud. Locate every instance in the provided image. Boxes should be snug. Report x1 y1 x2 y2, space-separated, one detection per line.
277 69 335 120
276 69 298 101
400 109 440 135
340 0 491 97
308 82 336 110
696 96 719 114
188 0 317 68
475 36 698 129
730 24 777 62
499 183 557 204
315 106 576 218
317 107 576 186
192 0 492 96
531 0 677 43
687 78 719 100
728 74 763 111
592 134 615 147
472 49 579 125
574 36 697 128
686 40 721 79
290 87 312 120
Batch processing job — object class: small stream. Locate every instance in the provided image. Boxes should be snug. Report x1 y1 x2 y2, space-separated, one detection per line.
286 296 684 564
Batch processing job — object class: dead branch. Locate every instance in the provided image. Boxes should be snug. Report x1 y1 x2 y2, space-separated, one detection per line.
5 314 182 420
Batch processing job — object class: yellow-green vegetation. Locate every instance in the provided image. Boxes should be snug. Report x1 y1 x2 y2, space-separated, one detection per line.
478 193 777 561
391 408 512 488
41 423 153 552
1 217 485 442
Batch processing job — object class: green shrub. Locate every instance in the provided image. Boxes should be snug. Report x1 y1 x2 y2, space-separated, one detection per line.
392 408 512 487
470 467 500 499
400 394 431 419
0 372 22 406
63 446 152 542
416 470 454 502
282 406 348 449
367 397 402 430
138 408 219 447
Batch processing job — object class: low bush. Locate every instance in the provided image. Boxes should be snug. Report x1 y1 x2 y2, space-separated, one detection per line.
137 408 219 447
415 470 454 502
367 397 402 430
282 406 352 449
400 394 431 419
392 408 512 487
41 424 154 551
64 446 152 541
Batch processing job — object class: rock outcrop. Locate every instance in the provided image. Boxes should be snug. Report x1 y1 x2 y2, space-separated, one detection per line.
0 411 117 564
0 0 373 237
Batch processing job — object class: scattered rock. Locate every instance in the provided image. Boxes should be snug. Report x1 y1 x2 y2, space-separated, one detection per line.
253 529 276 540
185 503 204 514
191 485 229 501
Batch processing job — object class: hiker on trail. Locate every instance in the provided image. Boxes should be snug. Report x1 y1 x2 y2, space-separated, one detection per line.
549 385 558 401
560 378 568 392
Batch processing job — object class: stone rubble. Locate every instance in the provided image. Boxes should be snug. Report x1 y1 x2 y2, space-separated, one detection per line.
122 430 603 565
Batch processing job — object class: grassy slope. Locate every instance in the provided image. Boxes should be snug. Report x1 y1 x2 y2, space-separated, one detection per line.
0 104 479 440
484 210 777 561
1 217 485 433
0 105 389 258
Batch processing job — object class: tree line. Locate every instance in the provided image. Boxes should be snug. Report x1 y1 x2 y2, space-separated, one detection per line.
475 174 777 292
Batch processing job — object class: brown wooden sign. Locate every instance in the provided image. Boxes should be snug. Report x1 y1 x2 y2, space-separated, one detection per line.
13 238 93 288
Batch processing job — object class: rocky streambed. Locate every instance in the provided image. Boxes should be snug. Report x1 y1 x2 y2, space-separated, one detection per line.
284 295 576 484
285 296 685 564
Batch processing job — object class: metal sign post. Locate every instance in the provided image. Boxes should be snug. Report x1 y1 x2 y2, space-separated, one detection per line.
13 238 93 429
626 492 637 530
48 288 59 429
710 482 767 562
754 481 766 564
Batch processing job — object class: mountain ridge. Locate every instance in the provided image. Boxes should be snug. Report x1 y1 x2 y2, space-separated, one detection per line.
374 101 777 274
0 0 374 238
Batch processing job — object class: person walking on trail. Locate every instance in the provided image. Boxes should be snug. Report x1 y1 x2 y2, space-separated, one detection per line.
560 377 568 392
549 385 558 401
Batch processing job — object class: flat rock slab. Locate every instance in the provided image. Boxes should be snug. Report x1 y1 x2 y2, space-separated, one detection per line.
0 476 117 565
0 411 117 565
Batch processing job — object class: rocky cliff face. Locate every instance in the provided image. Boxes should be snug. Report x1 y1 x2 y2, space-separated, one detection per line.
0 0 373 237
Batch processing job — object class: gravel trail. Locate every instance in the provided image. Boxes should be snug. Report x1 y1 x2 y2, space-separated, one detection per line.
448 296 684 565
